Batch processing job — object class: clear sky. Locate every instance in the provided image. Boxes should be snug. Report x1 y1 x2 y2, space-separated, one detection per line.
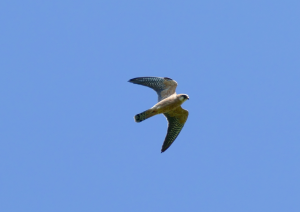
1 1 300 211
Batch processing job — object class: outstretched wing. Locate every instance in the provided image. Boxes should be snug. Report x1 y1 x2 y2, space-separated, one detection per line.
128 77 177 101
161 106 189 153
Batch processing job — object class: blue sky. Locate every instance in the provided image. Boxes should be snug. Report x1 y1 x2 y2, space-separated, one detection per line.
1 1 300 211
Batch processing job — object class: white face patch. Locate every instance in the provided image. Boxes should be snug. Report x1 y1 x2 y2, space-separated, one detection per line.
179 96 184 101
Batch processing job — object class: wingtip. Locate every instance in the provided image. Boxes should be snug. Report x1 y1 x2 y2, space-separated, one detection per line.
128 78 139 84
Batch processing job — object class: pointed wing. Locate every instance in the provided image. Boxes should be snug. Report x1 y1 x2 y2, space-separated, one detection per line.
161 106 189 153
128 77 177 101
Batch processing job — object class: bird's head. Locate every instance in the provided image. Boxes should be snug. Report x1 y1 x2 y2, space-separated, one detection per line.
179 94 189 102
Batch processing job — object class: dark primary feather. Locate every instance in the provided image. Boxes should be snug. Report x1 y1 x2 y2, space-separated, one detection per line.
161 113 186 153
128 77 166 93
128 76 177 102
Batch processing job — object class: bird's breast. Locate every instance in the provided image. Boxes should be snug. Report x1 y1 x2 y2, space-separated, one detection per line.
153 98 183 114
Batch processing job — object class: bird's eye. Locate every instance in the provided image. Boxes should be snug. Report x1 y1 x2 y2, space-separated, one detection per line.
164 77 172 81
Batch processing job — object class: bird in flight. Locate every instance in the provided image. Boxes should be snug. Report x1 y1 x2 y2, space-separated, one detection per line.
128 77 189 153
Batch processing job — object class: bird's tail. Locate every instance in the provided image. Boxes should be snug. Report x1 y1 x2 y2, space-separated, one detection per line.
134 109 156 123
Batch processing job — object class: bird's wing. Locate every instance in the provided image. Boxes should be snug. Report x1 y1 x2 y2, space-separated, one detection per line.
128 77 177 101
161 106 189 153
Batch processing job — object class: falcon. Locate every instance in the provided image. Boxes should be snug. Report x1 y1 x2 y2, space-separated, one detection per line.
128 77 189 153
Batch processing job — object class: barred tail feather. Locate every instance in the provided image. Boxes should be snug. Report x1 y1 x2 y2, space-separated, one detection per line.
134 109 155 123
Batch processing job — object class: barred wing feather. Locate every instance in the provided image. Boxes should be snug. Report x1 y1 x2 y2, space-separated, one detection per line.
128 77 177 101
161 107 189 152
